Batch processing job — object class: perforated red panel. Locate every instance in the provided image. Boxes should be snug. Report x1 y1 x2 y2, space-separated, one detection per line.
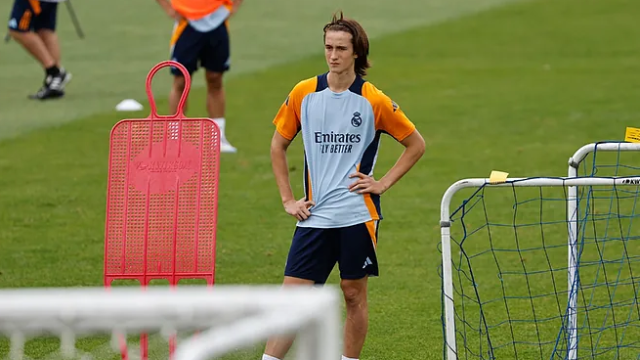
104 61 220 288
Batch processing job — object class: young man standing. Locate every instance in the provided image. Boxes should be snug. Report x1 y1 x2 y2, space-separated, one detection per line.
7 0 72 100
155 0 242 153
263 11 426 360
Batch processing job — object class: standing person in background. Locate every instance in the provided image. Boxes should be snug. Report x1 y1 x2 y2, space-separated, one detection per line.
7 0 72 100
155 0 243 153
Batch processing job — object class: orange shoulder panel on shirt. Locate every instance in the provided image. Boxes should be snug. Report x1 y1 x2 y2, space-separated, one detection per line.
171 0 232 20
361 82 416 142
272 77 318 141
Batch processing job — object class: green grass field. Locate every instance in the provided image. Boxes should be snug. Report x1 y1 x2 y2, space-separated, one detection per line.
2 0 640 359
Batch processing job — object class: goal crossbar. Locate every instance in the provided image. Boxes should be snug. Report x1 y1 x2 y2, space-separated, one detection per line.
568 141 640 178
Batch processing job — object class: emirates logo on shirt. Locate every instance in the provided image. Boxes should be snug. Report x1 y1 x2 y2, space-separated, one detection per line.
314 131 361 154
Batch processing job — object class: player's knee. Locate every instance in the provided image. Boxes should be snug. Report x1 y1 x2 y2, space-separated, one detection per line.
282 276 314 286
35 28 55 37
340 279 367 307
205 72 223 91
8 29 26 39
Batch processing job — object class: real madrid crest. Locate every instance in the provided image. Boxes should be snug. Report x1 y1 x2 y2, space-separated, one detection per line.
351 111 362 127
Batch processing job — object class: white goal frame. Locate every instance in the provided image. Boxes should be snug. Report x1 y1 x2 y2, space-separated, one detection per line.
0 286 341 360
440 175 640 360
567 142 640 179
566 141 640 359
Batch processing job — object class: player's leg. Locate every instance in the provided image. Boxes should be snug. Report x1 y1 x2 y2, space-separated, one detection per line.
262 275 314 359
36 29 59 65
169 73 188 114
337 221 380 359
8 0 53 66
261 227 339 360
8 29 55 71
341 277 369 360
33 2 71 92
7 0 62 99
202 22 236 153
168 19 199 115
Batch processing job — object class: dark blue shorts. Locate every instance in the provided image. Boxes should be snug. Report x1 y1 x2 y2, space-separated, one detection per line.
284 221 380 284
169 19 230 76
8 0 58 33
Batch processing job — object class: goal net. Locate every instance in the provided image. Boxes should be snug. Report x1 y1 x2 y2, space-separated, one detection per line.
0 286 340 360
439 176 640 360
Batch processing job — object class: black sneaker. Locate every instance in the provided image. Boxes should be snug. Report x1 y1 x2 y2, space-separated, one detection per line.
28 85 64 100
28 70 72 100
55 69 72 90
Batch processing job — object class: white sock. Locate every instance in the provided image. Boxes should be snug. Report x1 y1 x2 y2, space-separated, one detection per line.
212 117 228 142
341 356 358 360
261 355 281 360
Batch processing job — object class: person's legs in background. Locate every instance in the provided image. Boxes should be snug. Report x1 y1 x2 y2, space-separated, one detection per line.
169 18 236 152
201 21 236 153
8 0 71 100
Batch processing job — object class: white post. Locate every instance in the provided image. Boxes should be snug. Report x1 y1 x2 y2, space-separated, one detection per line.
295 297 341 360
440 222 457 360
440 180 472 360
566 162 579 360
565 141 640 360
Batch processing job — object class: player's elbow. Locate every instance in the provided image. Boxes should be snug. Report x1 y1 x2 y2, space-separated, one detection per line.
414 134 426 157
270 133 289 158
404 130 426 159
270 139 282 159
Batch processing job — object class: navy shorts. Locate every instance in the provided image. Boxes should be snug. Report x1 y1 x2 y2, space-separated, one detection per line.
169 19 230 76
8 0 58 33
284 221 380 284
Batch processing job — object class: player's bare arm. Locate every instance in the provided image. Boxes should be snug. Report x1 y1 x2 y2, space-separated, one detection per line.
154 0 182 20
270 131 315 221
231 0 243 15
349 129 425 195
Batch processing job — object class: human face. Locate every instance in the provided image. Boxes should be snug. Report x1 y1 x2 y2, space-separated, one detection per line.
324 30 357 74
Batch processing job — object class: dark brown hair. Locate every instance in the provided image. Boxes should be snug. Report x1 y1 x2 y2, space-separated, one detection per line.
323 11 370 77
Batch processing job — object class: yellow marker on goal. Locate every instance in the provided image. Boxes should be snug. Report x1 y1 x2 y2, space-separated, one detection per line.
624 127 640 143
489 170 509 184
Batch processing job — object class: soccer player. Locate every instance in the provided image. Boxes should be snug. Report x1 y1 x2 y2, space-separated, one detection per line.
262 11 426 360
7 0 72 100
155 0 242 153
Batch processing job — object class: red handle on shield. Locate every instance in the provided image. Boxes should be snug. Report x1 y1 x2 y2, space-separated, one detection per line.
145 60 191 119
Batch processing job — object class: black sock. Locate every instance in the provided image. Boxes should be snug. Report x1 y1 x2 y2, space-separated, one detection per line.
45 66 60 77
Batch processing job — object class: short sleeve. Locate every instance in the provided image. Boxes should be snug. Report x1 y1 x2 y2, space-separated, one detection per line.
272 92 301 141
362 83 416 142
272 77 318 141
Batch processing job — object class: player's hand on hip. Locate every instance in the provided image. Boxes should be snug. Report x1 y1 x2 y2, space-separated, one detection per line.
284 198 315 221
349 172 387 195
166 8 183 21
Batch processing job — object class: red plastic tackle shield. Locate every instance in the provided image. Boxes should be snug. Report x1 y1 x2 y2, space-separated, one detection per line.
103 61 220 288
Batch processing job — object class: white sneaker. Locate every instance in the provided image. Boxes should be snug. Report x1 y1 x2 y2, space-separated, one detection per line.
220 141 237 153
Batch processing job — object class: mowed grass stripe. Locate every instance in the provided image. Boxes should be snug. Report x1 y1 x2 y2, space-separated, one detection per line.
0 0 525 140
1 0 640 359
